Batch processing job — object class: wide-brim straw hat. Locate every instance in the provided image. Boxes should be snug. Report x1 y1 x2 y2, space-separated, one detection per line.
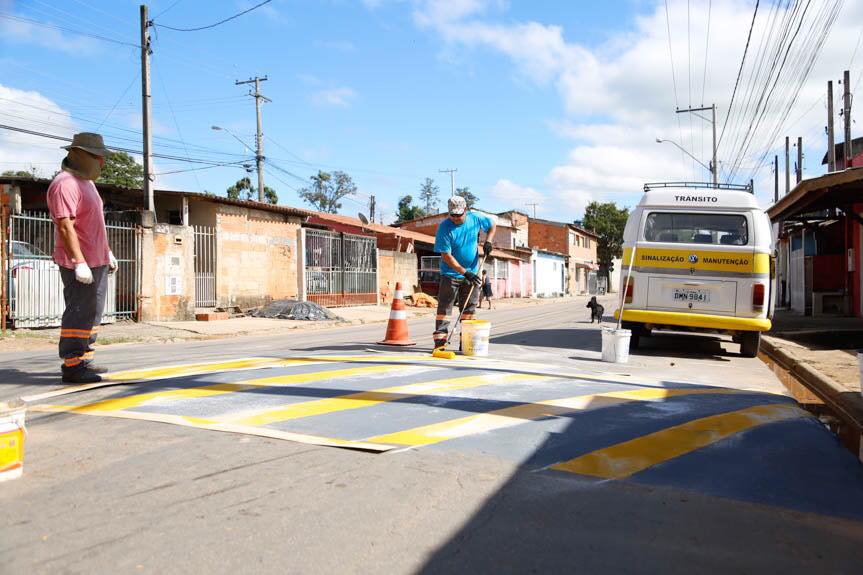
62 132 113 157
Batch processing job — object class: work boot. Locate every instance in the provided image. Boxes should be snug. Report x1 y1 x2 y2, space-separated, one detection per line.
84 363 110 374
62 368 102 384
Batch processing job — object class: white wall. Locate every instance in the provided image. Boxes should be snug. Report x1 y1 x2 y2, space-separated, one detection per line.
531 251 566 297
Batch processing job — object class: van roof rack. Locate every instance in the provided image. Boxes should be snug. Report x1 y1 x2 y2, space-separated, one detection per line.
643 181 753 193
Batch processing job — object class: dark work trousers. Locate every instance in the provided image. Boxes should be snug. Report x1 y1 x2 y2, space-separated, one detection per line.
59 265 108 374
433 275 479 348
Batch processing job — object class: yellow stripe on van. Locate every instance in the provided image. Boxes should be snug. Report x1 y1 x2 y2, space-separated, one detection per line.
622 248 769 274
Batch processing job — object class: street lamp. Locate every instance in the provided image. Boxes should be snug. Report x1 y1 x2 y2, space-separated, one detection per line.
211 125 253 154
656 137 715 178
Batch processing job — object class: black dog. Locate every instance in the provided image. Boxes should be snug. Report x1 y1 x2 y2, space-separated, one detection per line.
586 296 604 323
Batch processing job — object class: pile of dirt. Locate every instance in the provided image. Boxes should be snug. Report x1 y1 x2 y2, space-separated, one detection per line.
406 292 438 308
249 300 341 321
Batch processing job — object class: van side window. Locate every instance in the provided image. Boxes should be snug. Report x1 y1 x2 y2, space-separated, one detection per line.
644 213 748 245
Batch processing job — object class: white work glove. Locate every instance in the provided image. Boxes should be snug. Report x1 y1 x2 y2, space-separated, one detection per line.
74 262 94 284
108 251 118 274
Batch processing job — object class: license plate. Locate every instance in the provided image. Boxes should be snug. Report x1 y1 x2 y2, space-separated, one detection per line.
673 288 710 303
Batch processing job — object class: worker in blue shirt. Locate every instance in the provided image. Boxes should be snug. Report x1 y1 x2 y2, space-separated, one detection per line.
433 195 496 350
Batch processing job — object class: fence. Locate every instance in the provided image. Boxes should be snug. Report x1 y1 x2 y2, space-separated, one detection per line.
194 225 217 308
304 228 377 307
6 211 139 328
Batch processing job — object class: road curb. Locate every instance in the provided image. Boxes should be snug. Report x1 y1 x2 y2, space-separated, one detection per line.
761 335 863 434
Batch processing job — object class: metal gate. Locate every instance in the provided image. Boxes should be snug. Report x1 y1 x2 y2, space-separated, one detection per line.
304 228 377 307
194 225 217 308
6 211 140 328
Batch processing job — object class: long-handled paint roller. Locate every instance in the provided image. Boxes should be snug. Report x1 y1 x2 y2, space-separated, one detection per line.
432 255 488 360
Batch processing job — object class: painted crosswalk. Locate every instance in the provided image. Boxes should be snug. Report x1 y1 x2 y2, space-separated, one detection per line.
30 354 818 480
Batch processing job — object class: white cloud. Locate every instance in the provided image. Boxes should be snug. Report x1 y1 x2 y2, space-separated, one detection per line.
486 178 546 214
0 84 76 177
413 0 863 215
311 87 358 108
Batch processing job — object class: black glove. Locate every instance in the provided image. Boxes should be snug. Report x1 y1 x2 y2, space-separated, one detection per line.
463 270 482 287
483 240 493 257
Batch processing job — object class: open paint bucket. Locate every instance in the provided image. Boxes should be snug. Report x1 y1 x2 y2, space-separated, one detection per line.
0 400 26 482
461 320 491 357
601 327 631 364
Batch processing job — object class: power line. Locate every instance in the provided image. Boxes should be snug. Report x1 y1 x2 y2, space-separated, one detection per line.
717 0 760 149
0 11 139 48
663 0 688 177
97 72 140 130
154 0 273 32
0 123 250 167
153 0 187 20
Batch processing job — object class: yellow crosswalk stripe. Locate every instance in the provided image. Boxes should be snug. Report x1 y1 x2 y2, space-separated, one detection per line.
104 354 479 383
367 387 743 447
43 363 414 414
215 372 550 426
550 403 808 479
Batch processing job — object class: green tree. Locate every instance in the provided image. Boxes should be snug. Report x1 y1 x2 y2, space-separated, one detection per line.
226 177 278 204
396 195 425 223
298 170 356 213
97 151 144 188
419 177 439 214
455 186 479 208
581 201 629 278
2 169 37 179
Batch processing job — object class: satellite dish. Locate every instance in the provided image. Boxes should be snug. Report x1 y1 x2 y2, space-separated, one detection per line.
358 213 369 225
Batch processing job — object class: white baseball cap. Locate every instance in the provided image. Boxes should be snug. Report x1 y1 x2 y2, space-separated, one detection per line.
447 195 467 216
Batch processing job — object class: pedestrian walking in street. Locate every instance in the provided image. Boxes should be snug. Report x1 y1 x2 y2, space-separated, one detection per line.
479 269 495 310
47 132 117 384
432 196 496 349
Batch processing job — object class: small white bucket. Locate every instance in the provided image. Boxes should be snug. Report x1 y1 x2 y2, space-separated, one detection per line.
0 400 26 482
858 350 863 397
461 320 491 357
601 327 631 364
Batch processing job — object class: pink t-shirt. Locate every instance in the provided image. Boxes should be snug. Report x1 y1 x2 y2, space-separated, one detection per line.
46 171 110 269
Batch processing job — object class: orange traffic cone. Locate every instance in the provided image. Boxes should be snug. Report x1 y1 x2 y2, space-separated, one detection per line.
378 282 415 346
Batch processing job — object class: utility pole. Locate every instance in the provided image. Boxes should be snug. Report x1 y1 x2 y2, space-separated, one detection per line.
827 80 836 171
675 104 717 186
785 136 790 195
843 69 852 169
236 76 270 202
369 195 376 223
140 5 153 212
525 203 539 219
796 136 803 183
774 155 779 203
438 168 457 197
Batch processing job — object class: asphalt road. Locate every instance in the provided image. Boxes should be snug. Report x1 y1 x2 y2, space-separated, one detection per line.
2 297 862 574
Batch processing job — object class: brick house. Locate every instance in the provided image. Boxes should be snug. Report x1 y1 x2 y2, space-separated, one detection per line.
527 218 599 294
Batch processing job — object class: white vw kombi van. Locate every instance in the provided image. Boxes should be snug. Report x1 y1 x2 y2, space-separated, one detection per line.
615 184 774 357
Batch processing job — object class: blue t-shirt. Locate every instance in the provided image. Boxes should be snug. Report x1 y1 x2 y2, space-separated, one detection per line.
434 212 493 278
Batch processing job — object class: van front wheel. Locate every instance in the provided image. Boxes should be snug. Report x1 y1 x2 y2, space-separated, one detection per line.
740 332 761 358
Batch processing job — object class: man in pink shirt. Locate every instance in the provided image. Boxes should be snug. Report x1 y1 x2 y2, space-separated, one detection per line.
46 132 118 383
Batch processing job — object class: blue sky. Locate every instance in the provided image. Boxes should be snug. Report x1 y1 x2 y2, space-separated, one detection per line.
1 0 860 223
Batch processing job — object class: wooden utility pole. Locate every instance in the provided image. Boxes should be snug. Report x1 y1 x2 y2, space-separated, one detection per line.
843 69 852 169
236 76 270 202
140 5 154 212
796 137 803 183
774 155 779 203
438 168 457 197
827 80 836 171
785 137 790 195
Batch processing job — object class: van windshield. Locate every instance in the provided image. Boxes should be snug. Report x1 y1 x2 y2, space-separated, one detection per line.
644 213 748 245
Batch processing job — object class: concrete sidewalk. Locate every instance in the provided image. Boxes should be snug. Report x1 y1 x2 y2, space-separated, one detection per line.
0 295 576 352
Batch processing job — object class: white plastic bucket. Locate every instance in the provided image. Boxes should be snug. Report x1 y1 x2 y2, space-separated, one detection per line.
461 320 491 357
0 400 26 482
601 327 631 364
858 350 863 397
